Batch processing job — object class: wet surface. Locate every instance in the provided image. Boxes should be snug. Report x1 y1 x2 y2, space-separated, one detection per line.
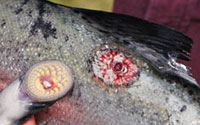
0 0 200 124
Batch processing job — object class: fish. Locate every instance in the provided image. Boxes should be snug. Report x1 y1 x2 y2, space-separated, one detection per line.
0 0 200 125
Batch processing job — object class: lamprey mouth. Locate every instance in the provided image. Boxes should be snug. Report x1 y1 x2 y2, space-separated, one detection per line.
22 60 73 102
0 60 74 124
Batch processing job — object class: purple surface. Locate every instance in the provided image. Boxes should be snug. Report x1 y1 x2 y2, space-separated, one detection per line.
114 0 200 83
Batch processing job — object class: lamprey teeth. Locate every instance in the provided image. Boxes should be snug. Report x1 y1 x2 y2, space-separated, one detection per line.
23 60 73 102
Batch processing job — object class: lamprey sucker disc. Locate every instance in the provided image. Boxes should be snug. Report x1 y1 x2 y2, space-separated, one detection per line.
22 61 73 102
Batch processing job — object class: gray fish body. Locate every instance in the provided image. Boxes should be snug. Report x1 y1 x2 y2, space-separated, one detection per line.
0 0 200 125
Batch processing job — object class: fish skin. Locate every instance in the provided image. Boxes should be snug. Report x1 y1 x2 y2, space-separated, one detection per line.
0 0 200 125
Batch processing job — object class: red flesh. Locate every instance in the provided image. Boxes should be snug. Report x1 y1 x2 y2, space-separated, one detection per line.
39 76 55 90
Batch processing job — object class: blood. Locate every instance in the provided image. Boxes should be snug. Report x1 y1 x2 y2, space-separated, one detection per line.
112 55 136 85
39 76 55 90
36 96 107 124
94 48 138 87
0 68 18 91
0 80 7 91
113 62 123 72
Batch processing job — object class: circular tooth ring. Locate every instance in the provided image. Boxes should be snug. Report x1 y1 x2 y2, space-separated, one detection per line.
23 60 73 102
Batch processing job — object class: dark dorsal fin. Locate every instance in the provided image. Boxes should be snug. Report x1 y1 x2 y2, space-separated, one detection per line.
73 8 192 61
71 8 198 87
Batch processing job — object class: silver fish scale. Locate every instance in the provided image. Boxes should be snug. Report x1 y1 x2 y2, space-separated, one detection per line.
0 0 200 125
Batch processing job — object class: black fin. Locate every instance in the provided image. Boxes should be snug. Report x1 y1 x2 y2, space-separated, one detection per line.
75 8 192 61
73 9 198 87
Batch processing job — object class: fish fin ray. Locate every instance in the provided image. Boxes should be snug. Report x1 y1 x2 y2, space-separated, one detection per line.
76 8 193 61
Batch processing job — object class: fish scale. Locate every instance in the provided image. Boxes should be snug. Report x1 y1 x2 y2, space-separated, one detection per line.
0 0 200 124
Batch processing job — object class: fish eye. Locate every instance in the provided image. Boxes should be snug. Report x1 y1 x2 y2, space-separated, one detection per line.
22 60 73 102
92 44 139 88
